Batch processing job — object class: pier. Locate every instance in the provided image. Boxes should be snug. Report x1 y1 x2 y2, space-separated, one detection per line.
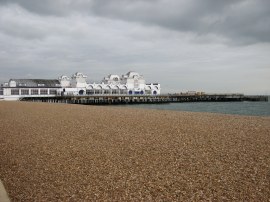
242 95 269 102
20 94 268 105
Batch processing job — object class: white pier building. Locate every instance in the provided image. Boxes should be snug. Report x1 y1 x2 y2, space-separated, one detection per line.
0 71 160 100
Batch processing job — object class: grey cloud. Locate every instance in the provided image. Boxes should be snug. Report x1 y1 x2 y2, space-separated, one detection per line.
90 0 270 45
0 18 47 40
0 0 74 16
0 0 270 94
1 0 269 44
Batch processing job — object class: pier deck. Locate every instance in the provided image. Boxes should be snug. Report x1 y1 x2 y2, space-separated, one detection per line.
20 94 268 105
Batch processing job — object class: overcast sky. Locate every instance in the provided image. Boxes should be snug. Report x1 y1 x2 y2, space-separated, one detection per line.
0 0 269 94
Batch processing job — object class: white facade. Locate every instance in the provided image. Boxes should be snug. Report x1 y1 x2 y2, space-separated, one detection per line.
102 74 121 85
58 75 71 87
0 71 161 100
71 72 87 88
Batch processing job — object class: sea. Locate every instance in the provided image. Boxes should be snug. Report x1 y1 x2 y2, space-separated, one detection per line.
115 98 270 116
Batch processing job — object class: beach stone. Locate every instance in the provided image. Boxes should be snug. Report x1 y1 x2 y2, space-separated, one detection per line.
0 101 269 201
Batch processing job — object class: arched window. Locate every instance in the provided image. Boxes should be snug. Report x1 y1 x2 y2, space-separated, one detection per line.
79 90 84 95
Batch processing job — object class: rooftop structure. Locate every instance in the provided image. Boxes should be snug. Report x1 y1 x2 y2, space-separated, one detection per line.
8 79 60 88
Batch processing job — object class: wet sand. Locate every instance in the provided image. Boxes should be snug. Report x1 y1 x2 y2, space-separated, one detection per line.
0 101 269 201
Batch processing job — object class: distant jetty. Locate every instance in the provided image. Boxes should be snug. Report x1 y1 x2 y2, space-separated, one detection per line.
19 93 268 105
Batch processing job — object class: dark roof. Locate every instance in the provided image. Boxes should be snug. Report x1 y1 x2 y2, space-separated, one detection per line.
10 79 60 87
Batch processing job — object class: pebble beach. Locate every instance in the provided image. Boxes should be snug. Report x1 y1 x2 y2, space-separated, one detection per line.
0 101 269 201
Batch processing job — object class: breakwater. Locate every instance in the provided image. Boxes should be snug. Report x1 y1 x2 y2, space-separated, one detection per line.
20 94 268 105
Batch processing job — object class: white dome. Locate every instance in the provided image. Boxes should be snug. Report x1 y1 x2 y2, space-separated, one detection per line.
72 72 87 78
58 75 70 81
126 71 140 78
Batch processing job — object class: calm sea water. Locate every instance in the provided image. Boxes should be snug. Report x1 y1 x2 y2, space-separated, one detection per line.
115 99 270 116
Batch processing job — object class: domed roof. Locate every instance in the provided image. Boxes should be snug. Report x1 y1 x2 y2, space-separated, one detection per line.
72 72 87 78
58 75 70 80
125 71 140 78
108 74 120 80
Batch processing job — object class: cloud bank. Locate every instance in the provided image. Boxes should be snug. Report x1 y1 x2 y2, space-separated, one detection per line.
0 0 269 94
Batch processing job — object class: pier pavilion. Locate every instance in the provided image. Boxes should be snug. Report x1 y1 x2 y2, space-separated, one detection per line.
0 71 161 101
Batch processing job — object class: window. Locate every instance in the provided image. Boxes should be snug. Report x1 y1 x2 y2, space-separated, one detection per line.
79 90 84 95
0 90 3 95
134 79 139 88
104 90 110 94
120 90 127 94
95 90 102 94
86 90 94 95
31 89 39 95
40 89 48 95
49 89 57 95
112 90 118 94
21 89 29 95
11 89 19 95
38 84 45 87
19 83 26 87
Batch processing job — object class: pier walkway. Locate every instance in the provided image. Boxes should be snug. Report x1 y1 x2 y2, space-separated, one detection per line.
20 94 268 105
